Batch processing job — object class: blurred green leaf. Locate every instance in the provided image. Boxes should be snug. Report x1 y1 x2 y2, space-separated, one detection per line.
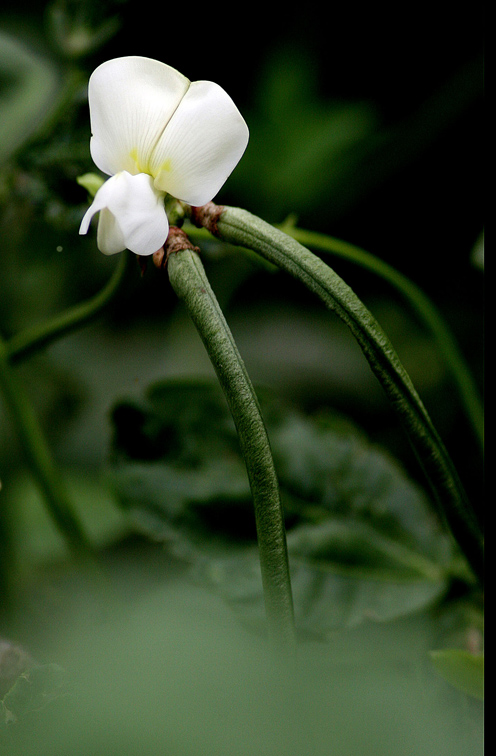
430 649 484 700
109 379 457 635
0 32 62 165
265 403 453 563
289 518 445 580
47 0 121 59
110 380 254 548
232 46 380 219
1 574 483 756
1 663 67 726
0 640 34 700
231 45 481 223
3 471 129 569
200 535 450 639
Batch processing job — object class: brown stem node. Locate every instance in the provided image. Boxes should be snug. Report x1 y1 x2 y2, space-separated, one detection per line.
189 202 225 237
153 227 200 270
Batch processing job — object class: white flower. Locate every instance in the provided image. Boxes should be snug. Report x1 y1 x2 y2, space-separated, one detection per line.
79 56 249 255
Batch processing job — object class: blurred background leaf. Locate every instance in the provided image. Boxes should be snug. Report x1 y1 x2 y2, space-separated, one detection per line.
0 565 484 756
430 649 483 701
0 31 62 166
108 380 467 638
1 662 67 726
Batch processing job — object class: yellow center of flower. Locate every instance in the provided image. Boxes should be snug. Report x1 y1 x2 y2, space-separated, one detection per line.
129 149 172 178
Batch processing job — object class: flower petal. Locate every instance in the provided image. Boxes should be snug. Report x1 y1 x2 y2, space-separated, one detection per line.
88 56 190 178
79 174 120 237
96 208 126 255
151 80 249 206
79 171 169 256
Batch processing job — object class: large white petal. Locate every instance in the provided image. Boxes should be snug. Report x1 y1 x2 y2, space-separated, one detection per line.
88 56 190 178
151 80 249 206
79 171 169 256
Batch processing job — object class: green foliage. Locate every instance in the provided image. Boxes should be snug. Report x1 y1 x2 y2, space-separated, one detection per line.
109 379 463 638
430 649 484 700
0 32 62 166
0 572 483 756
232 45 381 220
1 663 67 726
3 470 128 569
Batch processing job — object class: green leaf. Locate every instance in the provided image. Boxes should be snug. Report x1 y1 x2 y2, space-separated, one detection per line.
0 32 61 164
110 381 255 549
266 407 453 566
1 664 67 726
0 640 34 701
231 45 481 224
288 519 445 581
202 548 450 639
229 44 381 219
4 471 129 569
430 650 484 700
0 577 483 756
109 379 456 634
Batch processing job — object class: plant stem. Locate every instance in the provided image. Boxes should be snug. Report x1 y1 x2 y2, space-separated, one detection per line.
0 334 91 555
6 250 131 365
279 223 484 451
166 233 296 653
196 205 482 583
0 252 132 560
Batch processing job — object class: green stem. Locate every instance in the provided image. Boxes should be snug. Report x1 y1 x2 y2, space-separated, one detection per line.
0 250 130 557
167 241 296 653
279 223 484 450
205 206 483 582
6 250 131 365
0 334 91 555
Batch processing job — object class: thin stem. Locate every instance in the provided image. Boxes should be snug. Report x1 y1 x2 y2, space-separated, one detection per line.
0 334 91 555
166 234 296 653
279 223 484 450
6 250 131 365
197 205 482 583
1 251 132 560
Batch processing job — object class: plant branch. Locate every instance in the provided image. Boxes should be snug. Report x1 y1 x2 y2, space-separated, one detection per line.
0 334 91 555
165 229 297 653
6 250 131 365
